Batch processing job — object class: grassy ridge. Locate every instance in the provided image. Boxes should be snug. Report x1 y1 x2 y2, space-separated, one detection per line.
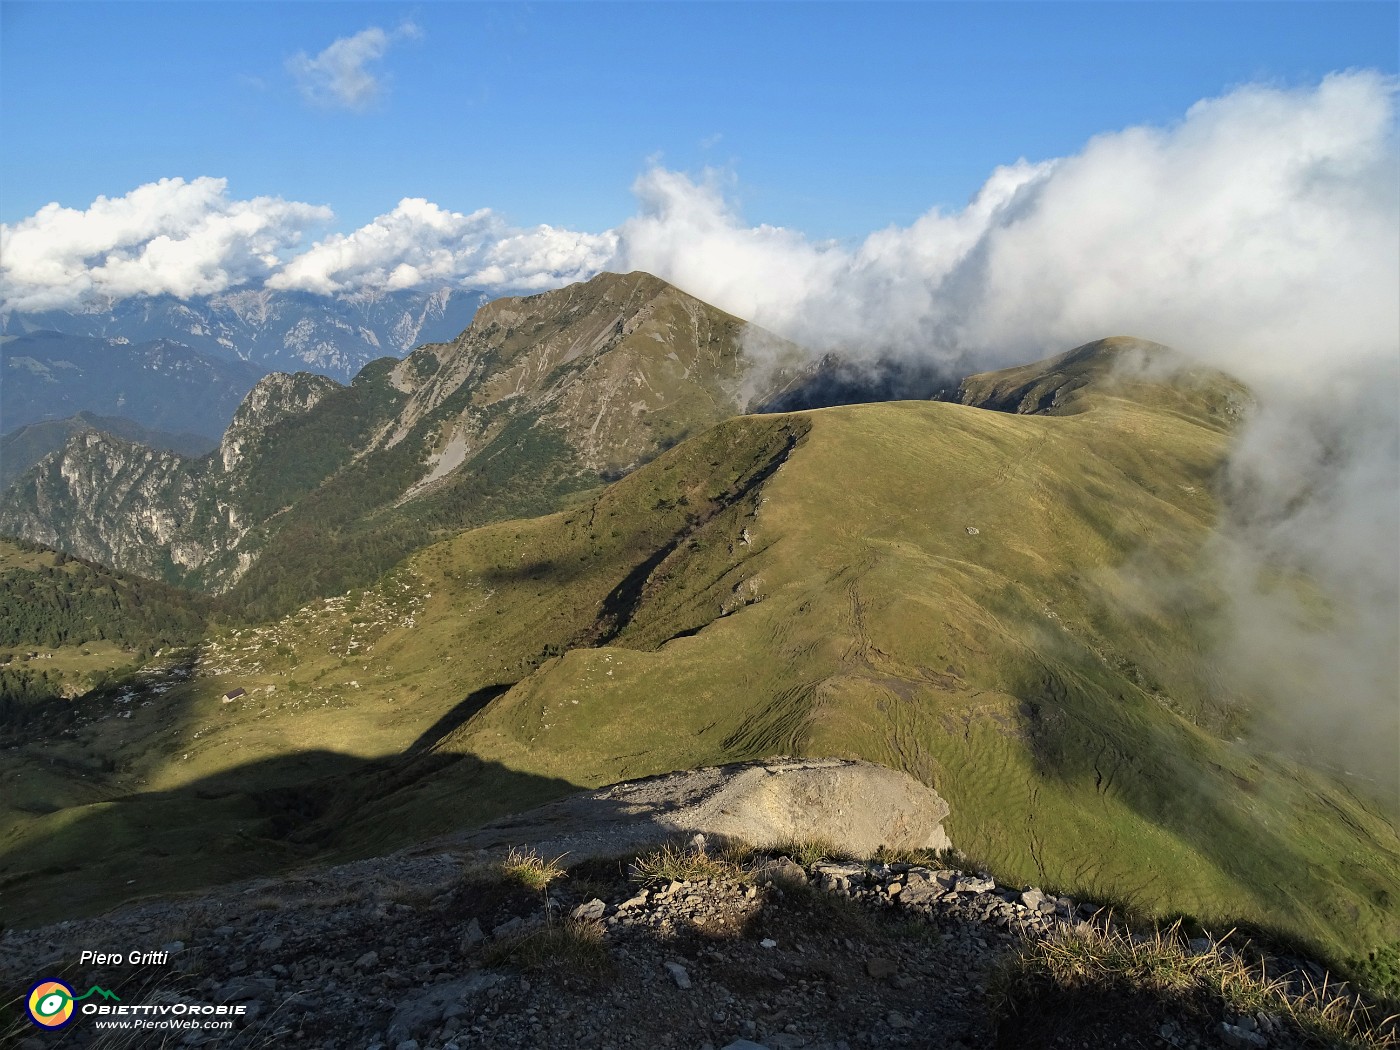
440 360 1396 960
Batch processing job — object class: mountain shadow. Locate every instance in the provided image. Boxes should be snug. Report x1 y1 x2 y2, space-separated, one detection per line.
0 747 579 929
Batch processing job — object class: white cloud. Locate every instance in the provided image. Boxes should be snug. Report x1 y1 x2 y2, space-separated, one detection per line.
0 177 332 311
614 72 1398 384
1 187 614 312
267 198 617 295
287 22 422 111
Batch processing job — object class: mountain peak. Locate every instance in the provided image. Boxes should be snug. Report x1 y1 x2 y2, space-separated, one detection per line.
384 270 759 473
219 372 343 472
957 336 1245 425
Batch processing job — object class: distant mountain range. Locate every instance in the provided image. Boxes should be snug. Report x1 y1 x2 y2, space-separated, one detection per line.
2 329 267 442
1 286 488 382
0 286 492 489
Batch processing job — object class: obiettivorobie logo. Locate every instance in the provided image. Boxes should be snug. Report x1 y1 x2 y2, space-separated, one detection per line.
24 975 248 1034
27 979 120 1029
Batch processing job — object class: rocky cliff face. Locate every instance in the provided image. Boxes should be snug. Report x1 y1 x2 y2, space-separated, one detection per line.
0 413 216 491
0 433 237 583
0 272 800 600
219 372 342 472
0 374 349 587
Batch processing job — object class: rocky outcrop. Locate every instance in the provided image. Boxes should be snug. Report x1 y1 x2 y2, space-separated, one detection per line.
0 432 234 580
219 372 341 471
452 758 952 860
0 373 350 586
0 766 1353 1050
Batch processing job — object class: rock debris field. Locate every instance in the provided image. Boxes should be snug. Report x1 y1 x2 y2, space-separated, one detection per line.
1 845 1343 1050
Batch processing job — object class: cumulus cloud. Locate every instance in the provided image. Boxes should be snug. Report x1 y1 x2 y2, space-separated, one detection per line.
267 198 617 295
287 22 422 111
1 187 614 311
0 177 332 311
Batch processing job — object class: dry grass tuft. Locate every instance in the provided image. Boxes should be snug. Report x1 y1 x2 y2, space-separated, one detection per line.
629 839 749 886
499 846 569 892
995 921 1400 1049
484 918 610 975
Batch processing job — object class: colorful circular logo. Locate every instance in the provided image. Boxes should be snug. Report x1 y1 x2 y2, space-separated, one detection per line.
27 979 76 1029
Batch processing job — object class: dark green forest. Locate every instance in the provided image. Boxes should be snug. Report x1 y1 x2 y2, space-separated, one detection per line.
1 540 209 649
0 538 212 724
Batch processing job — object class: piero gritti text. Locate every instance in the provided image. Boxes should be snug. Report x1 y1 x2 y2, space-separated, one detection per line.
80 949 172 966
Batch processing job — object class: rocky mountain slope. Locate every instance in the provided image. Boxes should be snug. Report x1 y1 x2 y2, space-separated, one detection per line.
1 286 487 382
0 272 799 612
1 330 263 439
2 338 1395 977
0 412 215 492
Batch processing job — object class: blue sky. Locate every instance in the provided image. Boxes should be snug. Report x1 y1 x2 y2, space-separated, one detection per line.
2 2 1396 238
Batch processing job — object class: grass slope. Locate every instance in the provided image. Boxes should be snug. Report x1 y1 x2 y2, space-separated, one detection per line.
1 342 1394 972
0 417 804 922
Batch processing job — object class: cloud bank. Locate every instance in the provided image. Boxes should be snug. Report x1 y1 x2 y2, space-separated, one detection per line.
1213 370 1399 794
0 185 613 311
287 22 422 111
614 71 1398 389
0 177 332 311
267 198 617 296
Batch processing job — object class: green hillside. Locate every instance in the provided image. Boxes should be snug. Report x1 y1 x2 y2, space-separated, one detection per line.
1 341 1394 972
